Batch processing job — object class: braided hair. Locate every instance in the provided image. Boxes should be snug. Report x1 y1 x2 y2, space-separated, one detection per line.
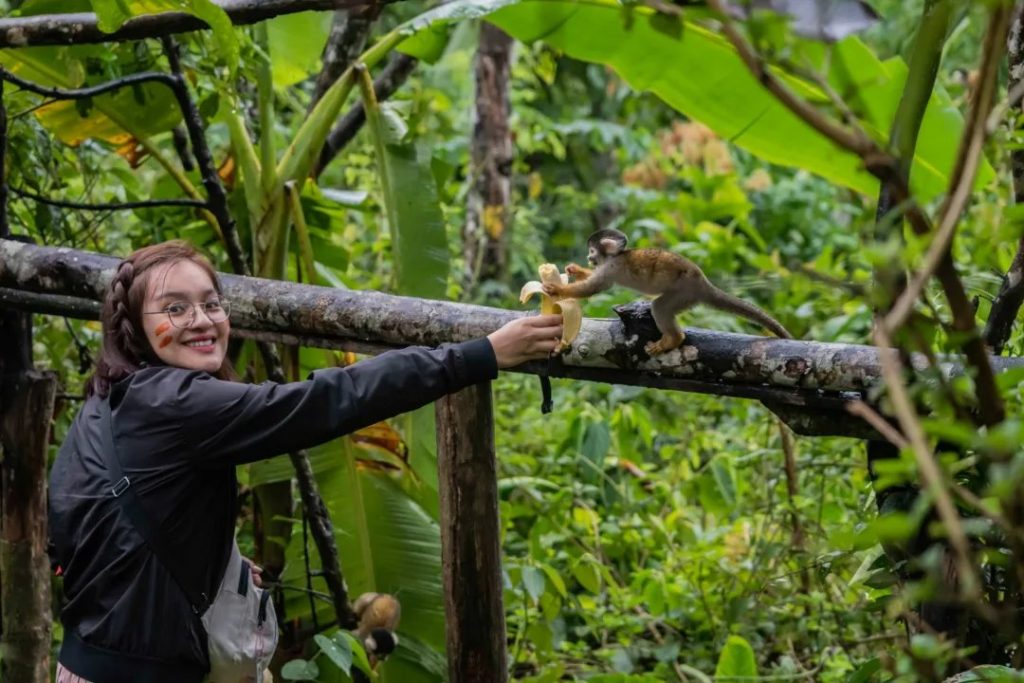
88 240 233 397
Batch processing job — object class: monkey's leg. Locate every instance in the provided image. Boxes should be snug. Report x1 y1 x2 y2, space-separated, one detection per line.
646 292 690 355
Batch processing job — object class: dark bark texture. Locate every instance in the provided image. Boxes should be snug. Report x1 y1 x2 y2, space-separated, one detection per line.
309 4 383 110
0 310 56 683
0 0 391 48
984 8 1024 353
314 53 418 178
463 23 514 288
436 383 508 683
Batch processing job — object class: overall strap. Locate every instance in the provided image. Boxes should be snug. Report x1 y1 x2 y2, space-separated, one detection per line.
98 395 210 615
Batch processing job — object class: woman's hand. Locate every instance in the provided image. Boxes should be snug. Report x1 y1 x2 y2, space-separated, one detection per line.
250 561 264 588
487 314 564 369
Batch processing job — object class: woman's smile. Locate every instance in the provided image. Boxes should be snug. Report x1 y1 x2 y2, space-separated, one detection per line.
141 259 230 373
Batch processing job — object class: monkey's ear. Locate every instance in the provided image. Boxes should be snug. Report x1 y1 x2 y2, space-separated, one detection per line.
599 237 624 254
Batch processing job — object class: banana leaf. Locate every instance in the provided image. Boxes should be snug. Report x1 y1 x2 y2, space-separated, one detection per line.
278 439 446 683
397 0 990 201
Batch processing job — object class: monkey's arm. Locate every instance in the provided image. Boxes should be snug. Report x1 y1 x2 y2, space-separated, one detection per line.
544 271 612 299
565 263 593 281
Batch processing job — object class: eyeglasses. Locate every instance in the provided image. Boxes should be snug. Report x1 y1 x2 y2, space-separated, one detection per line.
143 299 231 329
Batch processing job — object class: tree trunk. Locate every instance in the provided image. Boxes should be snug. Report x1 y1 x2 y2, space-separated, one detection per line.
0 309 56 683
436 382 508 683
463 23 514 291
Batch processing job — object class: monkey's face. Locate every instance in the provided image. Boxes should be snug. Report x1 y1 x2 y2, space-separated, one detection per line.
586 229 627 265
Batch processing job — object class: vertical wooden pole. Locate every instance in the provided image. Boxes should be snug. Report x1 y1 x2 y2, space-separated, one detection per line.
0 308 56 683
436 382 508 683
0 76 8 238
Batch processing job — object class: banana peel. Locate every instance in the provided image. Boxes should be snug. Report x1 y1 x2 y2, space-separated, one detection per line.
519 263 583 353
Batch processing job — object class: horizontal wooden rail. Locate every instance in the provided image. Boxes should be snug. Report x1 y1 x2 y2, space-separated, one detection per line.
3 239 1022 437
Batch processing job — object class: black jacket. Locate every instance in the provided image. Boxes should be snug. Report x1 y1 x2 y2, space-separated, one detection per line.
49 339 497 683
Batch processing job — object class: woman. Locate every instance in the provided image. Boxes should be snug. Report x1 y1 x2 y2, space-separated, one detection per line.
49 240 562 682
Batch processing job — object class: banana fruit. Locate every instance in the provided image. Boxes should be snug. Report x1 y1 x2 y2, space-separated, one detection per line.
519 263 583 353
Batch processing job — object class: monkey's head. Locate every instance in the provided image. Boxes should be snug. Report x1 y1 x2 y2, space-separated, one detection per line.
586 229 628 266
353 591 401 667
364 628 399 660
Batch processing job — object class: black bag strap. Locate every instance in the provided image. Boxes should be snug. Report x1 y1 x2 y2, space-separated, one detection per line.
98 396 210 615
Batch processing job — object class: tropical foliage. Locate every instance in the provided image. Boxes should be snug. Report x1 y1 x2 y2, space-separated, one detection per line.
5 0 1024 680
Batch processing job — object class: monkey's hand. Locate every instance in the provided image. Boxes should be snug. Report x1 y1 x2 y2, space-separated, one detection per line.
542 281 565 297
565 263 592 281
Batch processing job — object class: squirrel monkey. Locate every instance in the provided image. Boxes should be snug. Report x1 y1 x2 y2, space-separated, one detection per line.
543 229 792 355
353 592 401 669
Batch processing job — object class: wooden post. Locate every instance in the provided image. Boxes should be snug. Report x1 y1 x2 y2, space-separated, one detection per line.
436 382 508 683
0 307 56 683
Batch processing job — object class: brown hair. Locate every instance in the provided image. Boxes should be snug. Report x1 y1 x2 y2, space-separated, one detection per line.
88 240 234 397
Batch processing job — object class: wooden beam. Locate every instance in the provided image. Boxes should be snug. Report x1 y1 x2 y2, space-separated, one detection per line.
0 308 56 683
4 239 1024 438
436 382 508 683
0 0 390 49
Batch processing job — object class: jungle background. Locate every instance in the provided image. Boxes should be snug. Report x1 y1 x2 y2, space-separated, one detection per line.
3 0 1024 681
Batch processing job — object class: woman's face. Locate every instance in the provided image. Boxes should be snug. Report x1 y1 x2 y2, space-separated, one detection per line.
141 259 230 373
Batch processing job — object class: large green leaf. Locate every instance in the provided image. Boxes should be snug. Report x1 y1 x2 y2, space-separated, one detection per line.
278 439 445 683
396 0 986 201
0 47 182 146
484 0 986 200
714 635 759 678
360 85 449 298
36 83 181 147
267 10 333 89
14 0 92 15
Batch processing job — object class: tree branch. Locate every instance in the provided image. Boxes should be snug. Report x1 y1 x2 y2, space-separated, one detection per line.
705 0 879 158
885 4 1011 334
161 37 358 630
705 0 1005 426
985 7 1024 353
873 325 989 612
313 53 417 178
847 400 910 449
160 37 246 274
0 0 390 49
309 4 383 111
9 185 207 211
0 66 176 100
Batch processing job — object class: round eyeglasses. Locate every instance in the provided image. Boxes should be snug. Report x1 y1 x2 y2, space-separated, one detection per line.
143 299 231 328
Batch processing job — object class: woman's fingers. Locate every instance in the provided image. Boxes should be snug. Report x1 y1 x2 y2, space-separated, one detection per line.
487 314 566 368
524 314 563 328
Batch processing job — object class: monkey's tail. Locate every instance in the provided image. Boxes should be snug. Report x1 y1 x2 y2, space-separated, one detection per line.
704 287 793 339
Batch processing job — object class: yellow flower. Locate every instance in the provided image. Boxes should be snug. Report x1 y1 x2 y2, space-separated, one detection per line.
519 263 583 353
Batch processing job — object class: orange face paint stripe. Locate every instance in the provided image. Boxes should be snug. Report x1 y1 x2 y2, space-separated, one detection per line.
155 322 171 336
158 336 173 349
